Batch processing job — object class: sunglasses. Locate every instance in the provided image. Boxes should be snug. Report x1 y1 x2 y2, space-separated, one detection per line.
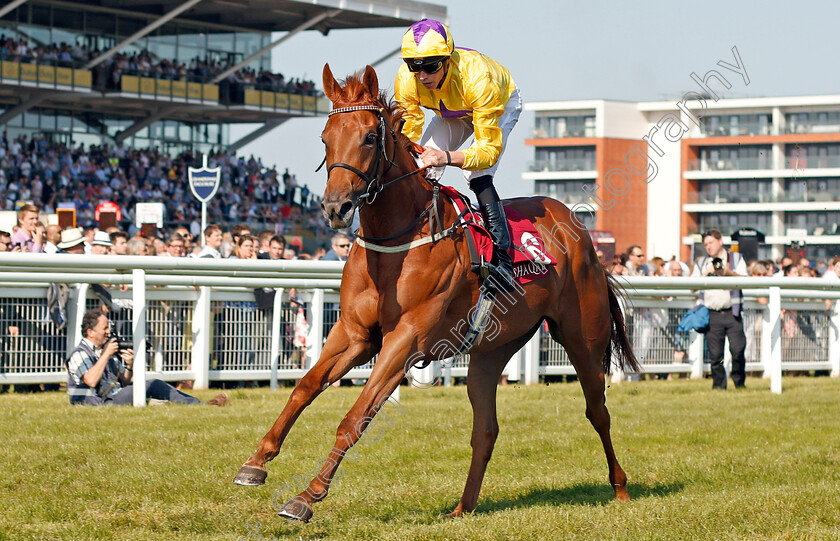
337 243 351 249
405 57 445 74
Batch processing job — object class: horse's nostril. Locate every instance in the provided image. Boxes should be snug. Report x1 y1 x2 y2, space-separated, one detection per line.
320 202 326 212
339 201 353 216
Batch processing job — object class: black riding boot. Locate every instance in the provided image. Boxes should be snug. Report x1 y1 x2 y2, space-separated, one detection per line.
471 175 515 292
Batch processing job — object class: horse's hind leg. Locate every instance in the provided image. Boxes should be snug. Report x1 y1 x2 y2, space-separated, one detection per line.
234 319 375 486
550 319 630 501
448 339 530 517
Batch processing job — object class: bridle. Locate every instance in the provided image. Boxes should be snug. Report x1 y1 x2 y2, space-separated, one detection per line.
317 104 442 244
317 105 417 206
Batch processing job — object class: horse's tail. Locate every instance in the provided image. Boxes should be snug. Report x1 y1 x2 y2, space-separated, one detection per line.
603 270 641 375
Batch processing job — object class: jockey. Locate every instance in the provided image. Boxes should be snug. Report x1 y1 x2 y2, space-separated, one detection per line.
394 18 522 290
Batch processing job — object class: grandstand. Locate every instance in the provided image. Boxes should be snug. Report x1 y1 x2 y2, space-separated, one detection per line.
0 0 446 156
0 0 446 242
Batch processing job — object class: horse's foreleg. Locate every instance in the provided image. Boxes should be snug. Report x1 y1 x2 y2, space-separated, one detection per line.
234 320 375 486
447 350 510 518
276 338 411 522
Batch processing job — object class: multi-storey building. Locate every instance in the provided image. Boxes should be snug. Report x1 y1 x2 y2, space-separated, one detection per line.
524 95 840 263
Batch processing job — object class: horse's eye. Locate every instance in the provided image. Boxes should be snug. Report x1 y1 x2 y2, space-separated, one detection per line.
364 132 377 146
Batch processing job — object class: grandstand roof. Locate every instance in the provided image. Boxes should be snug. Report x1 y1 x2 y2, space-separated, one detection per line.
35 0 448 34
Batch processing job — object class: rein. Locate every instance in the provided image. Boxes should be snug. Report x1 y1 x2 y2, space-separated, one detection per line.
319 104 452 249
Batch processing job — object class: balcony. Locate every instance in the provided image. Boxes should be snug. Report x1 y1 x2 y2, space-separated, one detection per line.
782 224 840 237
689 191 774 204
532 127 596 139
785 155 840 169
118 75 218 103
700 123 773 137
785 113 840 134
0 59 92 91
528 158 596 172
689 157 773 171
785 123 840 134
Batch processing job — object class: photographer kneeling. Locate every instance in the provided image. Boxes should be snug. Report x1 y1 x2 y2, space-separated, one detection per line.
66 308 227 407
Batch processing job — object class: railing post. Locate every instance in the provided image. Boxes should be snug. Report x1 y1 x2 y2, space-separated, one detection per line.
412 361 437 387
132 269 147 407
689 330 704 379
269 288 284 390
761 301 772 379
524 330 540 385
503 354 519 383
191 286 211 390
67 283 89 357
443 358 453 387
768 287 783 394
306 289 325 370
829 299 840 378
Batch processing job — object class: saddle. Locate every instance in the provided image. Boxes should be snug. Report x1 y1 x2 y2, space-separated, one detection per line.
439 185 557 285
413 186 558 369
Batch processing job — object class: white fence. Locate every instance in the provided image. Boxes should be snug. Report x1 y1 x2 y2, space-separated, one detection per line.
0 254 838 404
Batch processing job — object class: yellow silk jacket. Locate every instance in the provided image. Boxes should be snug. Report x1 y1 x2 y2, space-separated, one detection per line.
394 48 517 171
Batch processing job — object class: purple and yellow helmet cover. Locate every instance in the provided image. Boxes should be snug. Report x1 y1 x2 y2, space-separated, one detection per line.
401 18 454 59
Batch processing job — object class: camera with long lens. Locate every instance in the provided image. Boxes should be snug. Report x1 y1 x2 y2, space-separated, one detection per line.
711 257 724 276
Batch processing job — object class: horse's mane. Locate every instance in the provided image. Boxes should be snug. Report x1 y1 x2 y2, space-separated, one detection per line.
335 72 413 154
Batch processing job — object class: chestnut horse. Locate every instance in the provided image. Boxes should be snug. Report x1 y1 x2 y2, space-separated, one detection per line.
234 64 640 522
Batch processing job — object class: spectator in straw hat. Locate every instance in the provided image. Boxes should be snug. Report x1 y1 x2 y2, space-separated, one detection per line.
57 228 86 254
91 231 113 255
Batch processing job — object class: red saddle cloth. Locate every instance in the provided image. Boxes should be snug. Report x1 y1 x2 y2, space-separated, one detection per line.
440 186 557 285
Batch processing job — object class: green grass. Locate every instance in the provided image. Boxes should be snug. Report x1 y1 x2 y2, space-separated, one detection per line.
2 377 840 540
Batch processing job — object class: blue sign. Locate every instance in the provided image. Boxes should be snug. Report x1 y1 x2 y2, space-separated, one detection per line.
188 156 221 203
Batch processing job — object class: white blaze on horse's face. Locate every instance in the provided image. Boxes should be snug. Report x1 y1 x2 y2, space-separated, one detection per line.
320 63 384 230
320 114 381 230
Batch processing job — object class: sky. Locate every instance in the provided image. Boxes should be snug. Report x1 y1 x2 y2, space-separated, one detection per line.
238 0 840 199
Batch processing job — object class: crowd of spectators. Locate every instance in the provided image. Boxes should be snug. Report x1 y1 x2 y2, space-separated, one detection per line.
604 244 839 281
1 201 348 262
0 132 333 243
0 203 353 394
601 241 840 383
103 50 319 97
0 35 320 98
0 35 80 66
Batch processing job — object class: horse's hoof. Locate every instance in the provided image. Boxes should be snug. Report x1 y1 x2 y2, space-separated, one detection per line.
277 498 313 523
233 465 267 486
614 485 631 502
445 504 467 518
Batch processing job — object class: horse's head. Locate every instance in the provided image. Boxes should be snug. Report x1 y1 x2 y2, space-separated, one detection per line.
319 63 399 229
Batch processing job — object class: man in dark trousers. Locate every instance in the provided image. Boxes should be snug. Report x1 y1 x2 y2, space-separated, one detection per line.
691 229 748 389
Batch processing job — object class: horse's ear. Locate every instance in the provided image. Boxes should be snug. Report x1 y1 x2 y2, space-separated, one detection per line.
362 65 379 99
322 63 341 103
